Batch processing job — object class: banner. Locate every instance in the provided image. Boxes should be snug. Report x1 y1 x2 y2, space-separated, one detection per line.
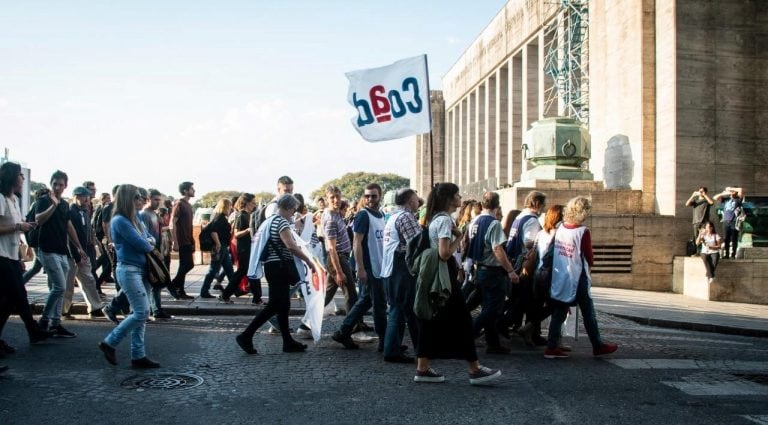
292 229 326 342
346 54 431 142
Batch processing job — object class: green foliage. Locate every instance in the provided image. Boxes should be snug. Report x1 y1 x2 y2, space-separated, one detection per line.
30 180 47 194
310 172 409 203
253 191 276 204
197 190 242 208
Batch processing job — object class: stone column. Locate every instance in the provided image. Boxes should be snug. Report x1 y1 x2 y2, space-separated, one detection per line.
466 92 475 186
511 54 523 184
487 74 497 182
476 84 486 183
496 65 509 186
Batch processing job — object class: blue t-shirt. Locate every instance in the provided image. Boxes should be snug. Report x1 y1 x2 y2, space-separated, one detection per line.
352 207 385 273
722 197 742 224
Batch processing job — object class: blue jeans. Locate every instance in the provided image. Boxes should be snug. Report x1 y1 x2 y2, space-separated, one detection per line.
339 271 387 339
39 251 70 326
104 263 150 360
547 272 602 350
382 253 419 357
202 245 234 295
472 266 508 347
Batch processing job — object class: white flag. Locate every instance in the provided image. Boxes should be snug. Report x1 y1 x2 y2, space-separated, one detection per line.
346 54 431 142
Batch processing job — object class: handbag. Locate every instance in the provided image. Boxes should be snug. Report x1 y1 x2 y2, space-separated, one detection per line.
146 249 171 289
533 232 556 300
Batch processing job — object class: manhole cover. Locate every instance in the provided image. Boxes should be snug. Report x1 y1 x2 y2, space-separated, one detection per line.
733 374 768 386
121 373 204 391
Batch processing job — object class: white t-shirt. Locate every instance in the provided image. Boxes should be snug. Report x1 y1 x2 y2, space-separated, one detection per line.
0 194 22 260
700 233 722 255
428 213 454 249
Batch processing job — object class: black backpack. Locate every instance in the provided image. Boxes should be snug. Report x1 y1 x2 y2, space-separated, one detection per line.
92 204 105 240
533 233 556 300
24 206 41 248
198 221 214 252
249 202 272 237
405 225 430 276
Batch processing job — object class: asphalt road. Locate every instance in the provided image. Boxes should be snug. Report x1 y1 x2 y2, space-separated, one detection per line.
0 313 766 425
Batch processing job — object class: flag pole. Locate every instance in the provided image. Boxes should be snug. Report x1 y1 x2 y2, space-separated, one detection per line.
423 54 434 189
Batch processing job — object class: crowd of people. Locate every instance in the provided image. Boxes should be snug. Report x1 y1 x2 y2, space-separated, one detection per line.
0 165 622 383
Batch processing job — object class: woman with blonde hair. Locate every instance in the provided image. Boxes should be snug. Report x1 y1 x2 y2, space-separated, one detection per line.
200 198 234 298
98 184 159 368
544 196 618 359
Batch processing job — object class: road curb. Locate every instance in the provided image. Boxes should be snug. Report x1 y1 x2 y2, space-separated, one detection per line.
606 312 768 338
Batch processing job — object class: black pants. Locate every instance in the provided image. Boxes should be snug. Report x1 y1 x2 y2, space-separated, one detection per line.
723 224 738 258
222 249 260 299
241 262 296 344
171 244 195 291
0 257 38 337
701 253 720 278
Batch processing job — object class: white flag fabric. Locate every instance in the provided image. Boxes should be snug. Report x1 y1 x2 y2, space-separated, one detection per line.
291 229 326 342
346 54 431 142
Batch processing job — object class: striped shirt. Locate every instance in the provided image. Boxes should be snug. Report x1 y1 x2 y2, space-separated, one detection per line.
322 209 351 254
263 216 293 264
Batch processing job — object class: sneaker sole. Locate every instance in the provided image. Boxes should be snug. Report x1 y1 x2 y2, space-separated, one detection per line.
544 353 569 359
469 370 502 385
414 376 446 383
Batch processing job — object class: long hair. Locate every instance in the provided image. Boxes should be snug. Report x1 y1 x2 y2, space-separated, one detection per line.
543 205 564 232
701 220 717 235
234 193 254 211
501 209 522 236
425 183 459 222
113 184 141 231
213 198 232 215
0 162 21 196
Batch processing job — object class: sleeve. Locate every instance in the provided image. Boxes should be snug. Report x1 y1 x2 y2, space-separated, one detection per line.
486 221 507 248
436 216 453 240
114 217 154 253
323 213 338 240
581 228 594 267
398 213 421 242
522 217 542 246
139 212 153 233
352 210 369 234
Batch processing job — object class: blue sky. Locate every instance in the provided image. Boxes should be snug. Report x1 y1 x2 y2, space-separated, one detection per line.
1 1 506 198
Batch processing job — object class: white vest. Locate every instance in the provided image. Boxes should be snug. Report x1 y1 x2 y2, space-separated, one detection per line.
246 215 279 280
380 210 405 278
550 225 591 303
366 209 385 278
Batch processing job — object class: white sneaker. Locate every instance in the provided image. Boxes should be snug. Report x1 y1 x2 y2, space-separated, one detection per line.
351 331 378 343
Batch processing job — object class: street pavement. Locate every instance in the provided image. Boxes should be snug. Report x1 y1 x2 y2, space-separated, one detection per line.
1 261 766 424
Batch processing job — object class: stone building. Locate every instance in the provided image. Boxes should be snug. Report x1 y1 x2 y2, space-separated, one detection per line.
413 0 768 299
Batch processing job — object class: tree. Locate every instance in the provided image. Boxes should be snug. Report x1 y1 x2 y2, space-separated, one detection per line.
253 191 276 205
197 190 242 208
310 172 409 203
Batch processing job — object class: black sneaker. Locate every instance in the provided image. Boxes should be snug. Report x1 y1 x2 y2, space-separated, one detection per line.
50 325 77 338
384 354 415 364
29 328 54 344
131 357 161 369
89 309 105 318
153 311 173 319
102 306 119 324
37 319 49 331
235 334 257 355
331 331 359 349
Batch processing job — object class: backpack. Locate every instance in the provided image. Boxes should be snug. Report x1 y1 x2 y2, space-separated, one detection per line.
249 202 272 237
92 204 105 240
405 225 430 276
24 205 41 248
198 221 214 252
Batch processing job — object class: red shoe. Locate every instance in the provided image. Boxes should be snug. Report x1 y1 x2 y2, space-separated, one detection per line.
543 347 569 359
593 343 618 356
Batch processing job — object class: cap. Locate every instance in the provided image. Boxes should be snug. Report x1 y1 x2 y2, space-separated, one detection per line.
72 186 90 197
